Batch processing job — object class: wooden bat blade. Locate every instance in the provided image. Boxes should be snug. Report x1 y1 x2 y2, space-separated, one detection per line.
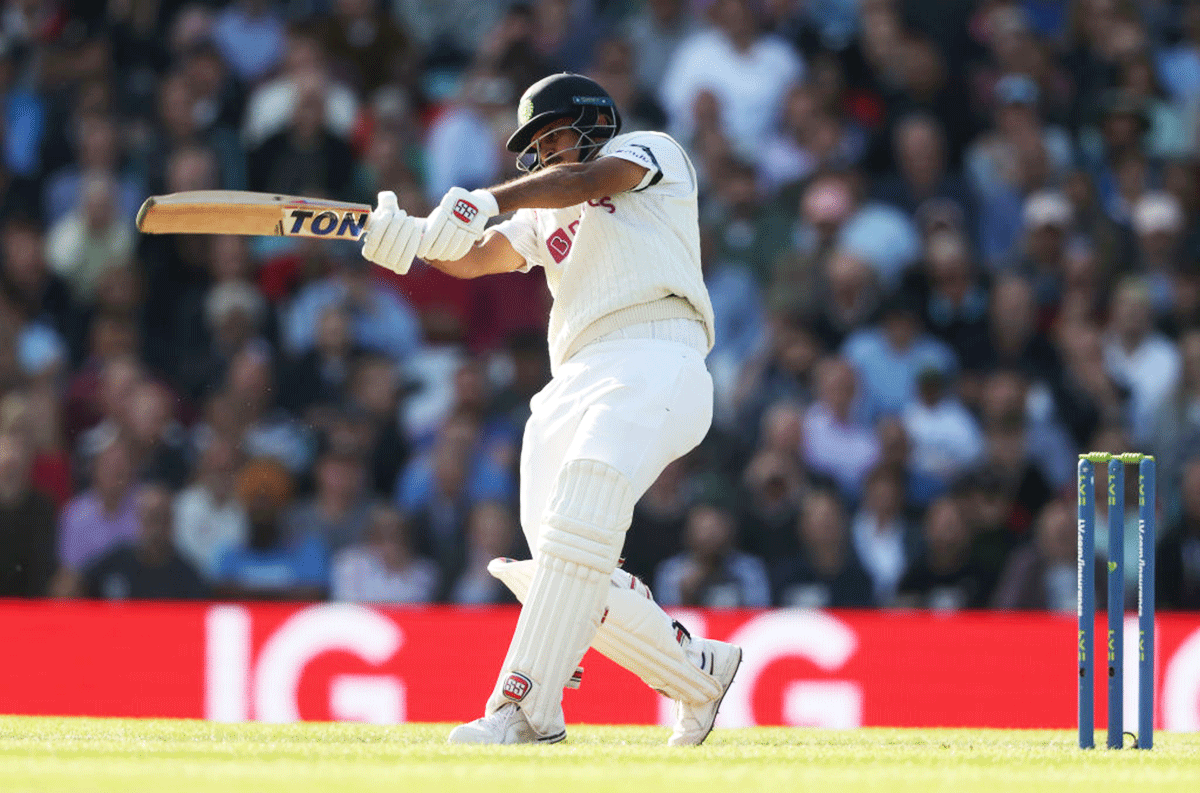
136 191 373 240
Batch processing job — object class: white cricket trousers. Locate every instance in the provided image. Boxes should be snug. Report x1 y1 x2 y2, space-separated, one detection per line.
518 322 713 555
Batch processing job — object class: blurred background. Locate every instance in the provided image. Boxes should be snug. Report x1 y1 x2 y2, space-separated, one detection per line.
0 0 1197 616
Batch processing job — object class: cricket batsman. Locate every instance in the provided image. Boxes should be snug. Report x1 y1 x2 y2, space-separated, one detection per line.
360 72 742 745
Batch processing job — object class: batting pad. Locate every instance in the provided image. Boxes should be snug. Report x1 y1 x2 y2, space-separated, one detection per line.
485 460 634 737
490 559 723 705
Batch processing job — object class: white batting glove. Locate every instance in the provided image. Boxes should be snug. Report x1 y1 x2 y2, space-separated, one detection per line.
361 191 424 275
417 187 498 261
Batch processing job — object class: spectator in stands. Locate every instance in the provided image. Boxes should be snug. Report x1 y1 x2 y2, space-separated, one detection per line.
215 458 327 601
283 254 421 364
878 32 976 168
400 411 510 589
906 230 989 363
966 73 1075 265
423 69 507 205
1081 90 1153 220
176 38 245 136
874 113 974 232
980 406 1055 537
834 171 923 292
0 431 56 597
281 303 358 416
759 83 828 195
772 488 873 608
586 36 667 135
1156 0 1200 102
1009 191 1074 312
331 503 439 604
528 0 605 74
623 0 698 95
901 362 985 494
961 274 1062 400
174 435 247 584
0 217 74 353
0 281 66 386
1158 457 1200 610
1051 318 1120 445
992 499 1078 612
65 348 141 451
321 0 418 95
470 2 554 95
44 172 134 305
739 405 807 562
1115 51 1190 161
242 27 359 148
895 496 984 610
248 73 356 199
284 446 372 554
223 345 312 474
843 292 957 419
804 249 883 352
211 0 287 85
450 500 522 605
624 458 693 585
185 278 269 400
1153 329 1200 507
7 385 71 509
348 353 410 496
125 380 189 490
43 113 142 226
0 46 44 179
660 0 803 154
732 308 822 437
655 498 772 608
137 145 224 383
83 481 208 600
489 330 552 436
979 367 1073 492
803 357 879 500
875 415 938 510
702 156 769 277
52 430 139 596
1103 277 1182 444
1130 191 1187 316
768 173 855 305
851 465 919 606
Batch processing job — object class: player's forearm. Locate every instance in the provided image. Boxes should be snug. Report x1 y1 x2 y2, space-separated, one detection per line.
490 163 605 212
424 229 524 279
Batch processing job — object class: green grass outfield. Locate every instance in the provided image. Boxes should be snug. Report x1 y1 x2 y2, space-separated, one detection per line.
1 717 1199 793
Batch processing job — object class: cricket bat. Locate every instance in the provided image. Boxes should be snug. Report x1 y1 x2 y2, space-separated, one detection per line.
136 190 373 240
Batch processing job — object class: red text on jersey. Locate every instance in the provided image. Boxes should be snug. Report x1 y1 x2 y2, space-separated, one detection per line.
544 198 615 263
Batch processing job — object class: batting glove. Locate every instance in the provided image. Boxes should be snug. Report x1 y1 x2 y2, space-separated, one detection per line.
417 187 498 262
361 191 424 275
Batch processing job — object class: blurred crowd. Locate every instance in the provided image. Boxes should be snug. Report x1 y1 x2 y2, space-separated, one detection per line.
0 0 1198 613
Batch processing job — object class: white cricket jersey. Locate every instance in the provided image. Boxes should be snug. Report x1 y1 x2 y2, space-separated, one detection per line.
492 130 715 372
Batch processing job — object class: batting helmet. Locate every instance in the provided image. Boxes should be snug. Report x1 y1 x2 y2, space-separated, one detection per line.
506 73 622 169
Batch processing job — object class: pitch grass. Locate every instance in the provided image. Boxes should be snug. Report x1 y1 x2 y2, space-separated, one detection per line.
1 718 1199 793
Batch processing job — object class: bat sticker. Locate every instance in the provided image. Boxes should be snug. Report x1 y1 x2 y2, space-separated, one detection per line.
282 207 369 238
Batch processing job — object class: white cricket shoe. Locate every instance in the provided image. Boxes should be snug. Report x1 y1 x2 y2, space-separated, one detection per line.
447 703 566 745
669 638 743 746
